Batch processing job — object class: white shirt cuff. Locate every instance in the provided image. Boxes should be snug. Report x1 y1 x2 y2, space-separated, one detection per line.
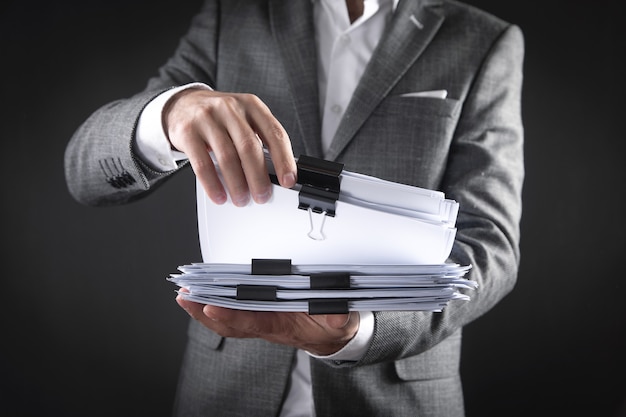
134 82 211 172
307 311 374 362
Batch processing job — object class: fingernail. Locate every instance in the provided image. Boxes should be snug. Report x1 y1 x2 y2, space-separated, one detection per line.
213 192 227 205
282 172 297 188
254 189 271 204
232 195 250 207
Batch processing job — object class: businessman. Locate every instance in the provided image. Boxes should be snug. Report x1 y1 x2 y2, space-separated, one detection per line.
65 0 524 416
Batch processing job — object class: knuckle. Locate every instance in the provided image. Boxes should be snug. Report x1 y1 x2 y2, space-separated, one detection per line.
240 93 263 107
267 122 287 142
169 122 196 144
195 102 217 120
236 132 262 153
214 95 240 113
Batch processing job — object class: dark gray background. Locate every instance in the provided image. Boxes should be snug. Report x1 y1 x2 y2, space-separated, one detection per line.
1 1 624 416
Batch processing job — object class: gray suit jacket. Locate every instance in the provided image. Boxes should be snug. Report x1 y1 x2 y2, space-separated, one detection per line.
65 0 524 416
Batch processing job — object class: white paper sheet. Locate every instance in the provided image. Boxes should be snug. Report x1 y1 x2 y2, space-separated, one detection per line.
197 182 457 265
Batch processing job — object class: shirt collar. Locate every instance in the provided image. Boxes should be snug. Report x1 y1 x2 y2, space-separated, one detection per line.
311 0 400 13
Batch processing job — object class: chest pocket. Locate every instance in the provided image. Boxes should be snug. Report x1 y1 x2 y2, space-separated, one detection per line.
340 96 461 189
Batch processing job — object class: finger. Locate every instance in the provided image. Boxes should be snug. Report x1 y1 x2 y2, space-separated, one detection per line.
182 136 228 205
169 91 254 207
208 137 251 207
217 105 272 204
164 90 228 205
243 95 297 189
202 306 302 344
203 305 266 334
176 293 207 320
167 115 229 205
205 95 276 206
176 296 252 338
324 313 354 329
202 305 260 338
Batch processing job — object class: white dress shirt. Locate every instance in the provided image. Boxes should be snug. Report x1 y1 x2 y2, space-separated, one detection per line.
133 1 397 415
315 0 396 156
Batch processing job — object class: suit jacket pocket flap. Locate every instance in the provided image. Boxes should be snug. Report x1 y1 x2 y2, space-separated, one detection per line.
394 331 462 381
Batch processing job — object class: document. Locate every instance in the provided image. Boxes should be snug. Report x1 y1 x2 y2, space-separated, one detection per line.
170 262 475 313
173 154 475 313
197 154 459 265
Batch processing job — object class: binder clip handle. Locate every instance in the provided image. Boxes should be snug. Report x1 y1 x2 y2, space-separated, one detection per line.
307 207 327 241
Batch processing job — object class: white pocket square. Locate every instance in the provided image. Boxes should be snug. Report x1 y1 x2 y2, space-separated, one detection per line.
400 90 448 99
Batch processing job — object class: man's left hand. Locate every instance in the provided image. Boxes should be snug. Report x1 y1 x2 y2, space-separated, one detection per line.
176 294 360 356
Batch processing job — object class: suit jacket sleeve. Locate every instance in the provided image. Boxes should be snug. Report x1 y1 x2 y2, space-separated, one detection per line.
64 1 218 206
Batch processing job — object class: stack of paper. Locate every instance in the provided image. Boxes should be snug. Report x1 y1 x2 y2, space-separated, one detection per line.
170 262 474 313
171 154 475 313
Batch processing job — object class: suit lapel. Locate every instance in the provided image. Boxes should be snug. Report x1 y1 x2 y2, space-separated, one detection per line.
325 0 445 161
269 0 324 158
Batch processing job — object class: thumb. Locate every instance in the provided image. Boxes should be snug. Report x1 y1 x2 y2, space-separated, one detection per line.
324 313 352 329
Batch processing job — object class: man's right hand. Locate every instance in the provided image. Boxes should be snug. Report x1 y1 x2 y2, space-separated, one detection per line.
163 89 297 206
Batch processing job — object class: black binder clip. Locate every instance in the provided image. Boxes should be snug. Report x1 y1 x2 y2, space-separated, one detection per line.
296 155 344 240
236 285 277 301
309 272 351 290
308 299 349 315
307 272 351 315
251 259 292 275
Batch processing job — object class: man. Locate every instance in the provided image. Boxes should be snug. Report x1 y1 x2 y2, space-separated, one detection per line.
65 0 524 416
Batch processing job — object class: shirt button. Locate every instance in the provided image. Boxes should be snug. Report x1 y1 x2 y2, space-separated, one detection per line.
341 34 351 44
158 157 169 167
330 104 342 114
